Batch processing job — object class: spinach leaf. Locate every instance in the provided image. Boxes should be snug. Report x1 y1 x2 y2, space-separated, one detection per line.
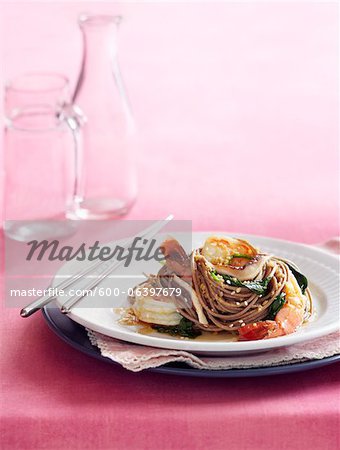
267 292 286 320
229 253 254 262
152 317 201 339
242 278 271 295
219 274 243 288
210 271 225 283
211 270 271 296
286 263 308 294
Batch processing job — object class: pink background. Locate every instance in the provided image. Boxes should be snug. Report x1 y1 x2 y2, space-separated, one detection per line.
0 2 339 450
1 1 339 241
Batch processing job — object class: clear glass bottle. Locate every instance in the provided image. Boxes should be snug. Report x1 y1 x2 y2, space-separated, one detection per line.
72 14 137 219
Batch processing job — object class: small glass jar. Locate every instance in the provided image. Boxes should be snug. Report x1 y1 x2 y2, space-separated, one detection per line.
4 73 81 241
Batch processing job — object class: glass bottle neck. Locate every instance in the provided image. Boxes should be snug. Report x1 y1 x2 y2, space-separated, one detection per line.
73 17 120 102
72 14 134 132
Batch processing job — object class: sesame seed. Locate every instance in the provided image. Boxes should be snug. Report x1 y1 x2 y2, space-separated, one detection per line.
244 301 248 306
229 324 234 328
241 323 246 327
236 302 240 306
236 287 241 293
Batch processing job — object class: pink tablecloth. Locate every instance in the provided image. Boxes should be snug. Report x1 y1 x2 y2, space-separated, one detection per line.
1 300 339 450
1 2 339 450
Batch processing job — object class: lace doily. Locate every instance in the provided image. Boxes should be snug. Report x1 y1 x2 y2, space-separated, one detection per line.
87 329 340 372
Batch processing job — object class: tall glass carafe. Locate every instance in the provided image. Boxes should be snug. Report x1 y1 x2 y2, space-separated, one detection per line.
73 14 137 219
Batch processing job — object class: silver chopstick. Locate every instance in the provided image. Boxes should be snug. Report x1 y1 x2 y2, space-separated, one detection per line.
61 215 174 313
20 255 110 317
20 215 174 317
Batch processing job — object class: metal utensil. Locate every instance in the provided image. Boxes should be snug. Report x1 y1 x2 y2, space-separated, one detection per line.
20 215 174 317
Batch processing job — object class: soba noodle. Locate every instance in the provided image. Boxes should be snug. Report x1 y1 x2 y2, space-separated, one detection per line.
130 242 312 336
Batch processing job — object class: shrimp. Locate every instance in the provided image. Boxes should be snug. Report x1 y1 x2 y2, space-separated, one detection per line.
202 236 258 267
201 236 268 281
160 238 192 279
238 270 307 340
160 238 208 325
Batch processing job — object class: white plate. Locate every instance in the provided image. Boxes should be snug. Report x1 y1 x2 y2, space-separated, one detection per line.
54 233 339 355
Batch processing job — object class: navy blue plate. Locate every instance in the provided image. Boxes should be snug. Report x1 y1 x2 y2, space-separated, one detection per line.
42 304 340 378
